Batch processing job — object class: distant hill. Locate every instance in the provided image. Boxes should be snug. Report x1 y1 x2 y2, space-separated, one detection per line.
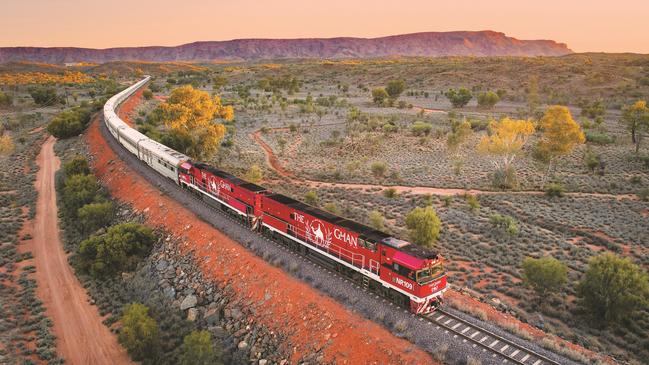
0 31 572 64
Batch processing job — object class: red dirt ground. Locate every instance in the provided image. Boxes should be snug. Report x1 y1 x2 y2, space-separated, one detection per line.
20 136 133 365
87 104 437 364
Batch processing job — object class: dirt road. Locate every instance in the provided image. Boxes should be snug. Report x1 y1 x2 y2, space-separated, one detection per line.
27 136 133 365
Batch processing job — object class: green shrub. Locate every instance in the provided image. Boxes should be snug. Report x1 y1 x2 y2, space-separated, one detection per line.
368 210 385 231
411 121 432 136
545 183 565 198
477 91 500 109
142 90 153 100
63 155 90 177
522 257 567 297
489 214 519 236
304 191 318 205
47 106 93 138
370 161 388 177
0 91 13 107
577 253 649 323
383 188 397 198
29 87 63 106
180 330 222 365
246 164 263 183
323 202 340 215
78 201 114 234
405 206 441 248
77 223 155 278
444 88 472 108
119 303 160 361
62 174 101 215
464 194 480 212
585 131 615 145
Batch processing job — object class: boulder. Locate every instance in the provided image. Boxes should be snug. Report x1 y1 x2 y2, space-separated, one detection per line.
187 308 198 322
180 295 197 310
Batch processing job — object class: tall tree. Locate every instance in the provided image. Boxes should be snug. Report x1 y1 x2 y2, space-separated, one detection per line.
155 85 233 160
620 100 649 153
535 106 585 185
577 253 649 323
405 206 442 248
478 118 535 172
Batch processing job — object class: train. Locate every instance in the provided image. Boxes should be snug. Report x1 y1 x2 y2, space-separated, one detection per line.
103 76 447 314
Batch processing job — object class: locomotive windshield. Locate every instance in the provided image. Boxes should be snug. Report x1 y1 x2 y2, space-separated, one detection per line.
416 263 445 285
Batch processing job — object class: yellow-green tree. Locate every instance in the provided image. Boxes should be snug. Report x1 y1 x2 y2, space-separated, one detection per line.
478 118 535 189
620 100 649 153
157 85 233 160
405 206 442 248
0 135 15 155
180 330 222 365
536 106 585 184
118 303 160 361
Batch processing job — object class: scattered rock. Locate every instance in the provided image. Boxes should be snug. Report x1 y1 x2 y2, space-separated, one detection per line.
180 294 197 310
238 341 248 350
187 307 198 322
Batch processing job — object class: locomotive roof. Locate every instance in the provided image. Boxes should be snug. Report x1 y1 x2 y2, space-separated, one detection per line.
265 193 390 242
194 162 266 192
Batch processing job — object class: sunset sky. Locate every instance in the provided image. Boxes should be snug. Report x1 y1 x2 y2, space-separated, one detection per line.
1 0 648 53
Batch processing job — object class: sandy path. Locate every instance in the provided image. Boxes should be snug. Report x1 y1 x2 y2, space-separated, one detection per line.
252 126 638 200
27 136 133 365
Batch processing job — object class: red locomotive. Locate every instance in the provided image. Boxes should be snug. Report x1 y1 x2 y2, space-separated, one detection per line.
179 161 447 314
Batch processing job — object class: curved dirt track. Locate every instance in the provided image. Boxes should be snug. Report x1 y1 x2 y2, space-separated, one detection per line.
25 136 133 365
251 126 638 200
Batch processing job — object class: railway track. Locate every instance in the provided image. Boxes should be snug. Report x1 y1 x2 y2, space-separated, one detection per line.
99 119 571 365
427 309 561 365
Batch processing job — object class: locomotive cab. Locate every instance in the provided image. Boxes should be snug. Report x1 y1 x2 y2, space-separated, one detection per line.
379 237 447 314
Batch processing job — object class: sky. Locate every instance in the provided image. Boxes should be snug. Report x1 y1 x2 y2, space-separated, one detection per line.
1 0 648 53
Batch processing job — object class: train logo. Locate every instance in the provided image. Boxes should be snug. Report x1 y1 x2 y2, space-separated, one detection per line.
305 219 332 249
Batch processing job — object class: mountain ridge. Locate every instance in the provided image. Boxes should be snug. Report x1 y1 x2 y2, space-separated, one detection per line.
0 31 572 64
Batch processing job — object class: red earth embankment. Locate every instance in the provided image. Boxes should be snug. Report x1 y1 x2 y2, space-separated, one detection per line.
86 121 437 363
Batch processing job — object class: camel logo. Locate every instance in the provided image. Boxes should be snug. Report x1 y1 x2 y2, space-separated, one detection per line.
209 177 218 194
305 219 332 249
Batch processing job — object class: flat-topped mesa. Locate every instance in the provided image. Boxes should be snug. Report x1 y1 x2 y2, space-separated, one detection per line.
0 31 572 64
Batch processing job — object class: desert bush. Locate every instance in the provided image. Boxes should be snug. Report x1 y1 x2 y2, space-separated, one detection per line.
368 210 385 231
0 135 15 155
585 131 615 145
29 86 63 106
246 164 263 183
63 155 90 176
47 106 93 138
638 188 649 201
477 91 500 108
371 88 388 106
77 223 155 278
304 190 318 205
411 121 432 136
383 188 398 199
491 166 519 190
545 183 565 198
323 202 340 215
386 79 406 100
370 161 388 177
444 88 472 108
464 194 480 212
78 201 114 234
522 257 567 297
0 90 13 107
119 303 160 361
142 90 153 100
180 330 222 365
489 214 519 236
578 253 649 323
405 206 441 248
62 174 102 214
